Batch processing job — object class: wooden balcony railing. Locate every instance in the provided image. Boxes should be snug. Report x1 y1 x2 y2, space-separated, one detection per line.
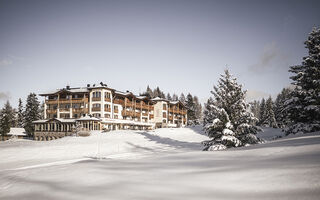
92 97 101 101
46 109 57 114
104 107 111 112
142 113 148 116
72 108 88 113
114 109 119 113
105 98 111 102
92 107 101 111
59 108 70 112
149 114 154 119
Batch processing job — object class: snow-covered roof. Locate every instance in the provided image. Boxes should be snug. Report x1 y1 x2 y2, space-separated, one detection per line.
56 118 76 123
76 115 101 121
151 97 169 102
33 118 76 123
169 101 179 104
8 128 27 136
39 87 89 96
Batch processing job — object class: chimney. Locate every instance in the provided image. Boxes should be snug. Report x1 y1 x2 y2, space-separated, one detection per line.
66 85 70 90
100 82 103 86
87 84 90 88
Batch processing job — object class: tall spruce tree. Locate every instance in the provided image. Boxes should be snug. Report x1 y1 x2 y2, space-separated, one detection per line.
24 93 41 137
264 97 278 128
274 88 292 128
249 100 260 121
186 93 196 124
203 97 214 126
172 93 178 101
193 96 202 123
17 98 24 128
203 70 261 151
285 27 320 134
259 98 266 125
0 101 15 136
166 93 172 101
179 93 186 104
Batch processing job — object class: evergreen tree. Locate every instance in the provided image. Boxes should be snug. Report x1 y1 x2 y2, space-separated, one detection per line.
24 93 41 137
193 96 202 123
249 100 260 121
274 88 292 128
166 93 172 101
179 93 186 104
39 101 45 119
203 70 261 151
285 27 320 134
186 93 196 124
264 97 278 128
259 98 266 125
203 97 214 126
17 98 24 128
0 101 15 136
172 93 178 101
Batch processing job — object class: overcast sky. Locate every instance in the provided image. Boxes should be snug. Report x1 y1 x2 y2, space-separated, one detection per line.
0 0 319 107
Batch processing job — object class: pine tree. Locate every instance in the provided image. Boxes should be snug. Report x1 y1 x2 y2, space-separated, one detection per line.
203 70 261 151
285 27 320 134
17 98 24 128
203 97 214 126
172 93 178 101
186 93 196 124
179 93 186 104
259 98 266 125
274 88 292 128
166 93 172 101
264 97 278 128
193 96 202 123
0 101 15 136
24 93 41 137
249 100 260 121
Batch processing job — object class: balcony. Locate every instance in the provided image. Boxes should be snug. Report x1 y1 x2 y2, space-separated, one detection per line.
142 113 148 116
114 109 119 113
71 98 88 103
104 107 111 112
92 107 101 111
149 114 154 119
46 109 57 114
114 99 124 105
105 98 111 102
59 108 70 112
73 108 88 113
59 99 71 104
92 97 101 101
46 99 58 104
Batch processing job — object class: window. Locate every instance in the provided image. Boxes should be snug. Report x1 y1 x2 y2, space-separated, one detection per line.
93 91 101 98
163 104 167 110
114 105 118 110
93 113 101 118
105 92 111 99
114 115 118 119
105 104 110 108
93 104 101 108
163 112 167 118
105 114 110 118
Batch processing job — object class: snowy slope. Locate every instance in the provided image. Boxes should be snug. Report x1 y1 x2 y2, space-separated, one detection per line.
0 126 320 200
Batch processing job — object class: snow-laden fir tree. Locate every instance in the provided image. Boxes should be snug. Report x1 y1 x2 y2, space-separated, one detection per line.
203 70 261 151
249 100 260 121
0 101 15 136
203 97 214 126
263 97 278 128
193 96 202 123
24 93 41 137
166 93 172 101
285 27 320 134
258 98 266 125
274 88 293 128
179 93 186 104
17 98 24 128
172 93 179 101
186 93 196 124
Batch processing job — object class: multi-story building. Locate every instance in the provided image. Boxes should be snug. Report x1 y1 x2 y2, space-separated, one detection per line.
33 83 187 140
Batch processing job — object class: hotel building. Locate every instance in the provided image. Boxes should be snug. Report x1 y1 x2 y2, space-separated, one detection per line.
33 83 187 140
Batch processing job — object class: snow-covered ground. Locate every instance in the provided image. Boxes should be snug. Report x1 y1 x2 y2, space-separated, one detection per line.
1 126 320 200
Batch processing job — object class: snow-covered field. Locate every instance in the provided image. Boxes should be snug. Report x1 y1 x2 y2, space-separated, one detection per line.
1 126 320 200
